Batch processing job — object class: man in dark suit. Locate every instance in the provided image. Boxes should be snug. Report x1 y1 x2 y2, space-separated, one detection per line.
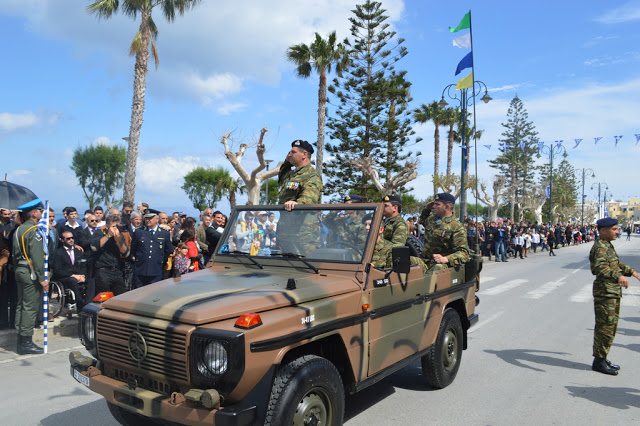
52 231 95 312
131 209 174 288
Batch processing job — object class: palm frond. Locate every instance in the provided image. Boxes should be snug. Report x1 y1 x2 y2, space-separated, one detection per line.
86 0 120 19
151 39 159 69
129 31 143 56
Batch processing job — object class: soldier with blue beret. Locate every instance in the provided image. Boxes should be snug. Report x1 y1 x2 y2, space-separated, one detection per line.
590 217 640 375
13 198 47 354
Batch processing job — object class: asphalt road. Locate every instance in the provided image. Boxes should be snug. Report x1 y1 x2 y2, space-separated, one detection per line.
0 234 639 425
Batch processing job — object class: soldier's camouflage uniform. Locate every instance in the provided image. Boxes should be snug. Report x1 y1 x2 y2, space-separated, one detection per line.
383 215 409 247
419 214 470 274
371 238 422 269
589 238 636 358
277 163 323 255
323 211 366 253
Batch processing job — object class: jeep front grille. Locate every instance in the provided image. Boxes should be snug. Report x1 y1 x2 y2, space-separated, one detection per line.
96 313 192 385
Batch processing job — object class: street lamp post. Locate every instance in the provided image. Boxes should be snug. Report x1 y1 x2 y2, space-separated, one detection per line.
438 81 492 222
591 182 609 220
264 160 273 204
536 143 568 225
575 167 595 227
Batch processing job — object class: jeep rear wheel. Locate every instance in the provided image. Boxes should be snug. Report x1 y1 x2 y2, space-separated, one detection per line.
265 355 344 425
421 308 463 389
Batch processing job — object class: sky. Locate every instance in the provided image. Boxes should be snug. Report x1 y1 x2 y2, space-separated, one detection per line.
1 0 639 217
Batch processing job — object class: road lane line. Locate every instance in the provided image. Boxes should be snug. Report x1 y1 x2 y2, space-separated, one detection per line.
569 284 592 303
482 279 528 295
480 276 496 284
524 278 568 299
469 311 504 333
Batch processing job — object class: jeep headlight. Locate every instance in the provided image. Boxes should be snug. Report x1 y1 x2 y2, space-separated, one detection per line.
78 304 101 357
190 329 245 395
202 341 228 375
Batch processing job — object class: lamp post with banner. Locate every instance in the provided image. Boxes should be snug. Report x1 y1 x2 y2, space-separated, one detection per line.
438 81 491 222
591 182 609 220
575 167 595 227
536 142 568 224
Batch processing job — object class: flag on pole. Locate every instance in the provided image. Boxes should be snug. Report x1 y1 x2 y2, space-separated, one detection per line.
573 139 582 149
455 52 473 75
453 32 471 48
449 12 471 32
37 201 50 354
456 72 473 90
594 136 603 145
37 201 49 258
545 183 551 198
614 135 623 147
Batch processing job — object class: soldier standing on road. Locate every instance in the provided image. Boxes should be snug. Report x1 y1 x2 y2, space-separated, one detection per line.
382 195 409 247
277 140 323 254
418 193 470 274
589 217 640 375
13 199 47 355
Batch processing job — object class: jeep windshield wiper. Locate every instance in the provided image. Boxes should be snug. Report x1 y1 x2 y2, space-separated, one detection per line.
229 251 264 269
276 252 319 274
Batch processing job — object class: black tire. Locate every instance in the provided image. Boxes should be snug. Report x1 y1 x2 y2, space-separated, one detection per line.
406 235 424 257
48 281 64 319
265 355 344 426
107 401 159 426
421 308 463 389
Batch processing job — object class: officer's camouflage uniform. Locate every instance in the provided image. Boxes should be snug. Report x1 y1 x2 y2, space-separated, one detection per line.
371 238 422 269
324 212 366 253
419 214 470 274
13 219 45 338
383 215 409 247
589 238 636 358
278 163 323 255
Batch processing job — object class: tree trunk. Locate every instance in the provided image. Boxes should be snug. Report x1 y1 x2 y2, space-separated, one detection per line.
509 164 516 221
123 10 151 205
446 123 454 176
433 126 440 196
316 68 327 177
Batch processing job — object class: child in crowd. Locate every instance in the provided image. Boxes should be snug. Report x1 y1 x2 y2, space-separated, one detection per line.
173 242 194 276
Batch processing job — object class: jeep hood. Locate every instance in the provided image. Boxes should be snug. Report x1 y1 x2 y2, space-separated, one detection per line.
101 267 360 324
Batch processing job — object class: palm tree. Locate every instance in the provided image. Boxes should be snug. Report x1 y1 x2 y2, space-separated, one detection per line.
454 124 483 219
87 0 201 205
442 107 459 176
286 31 350 176
414 101 447 196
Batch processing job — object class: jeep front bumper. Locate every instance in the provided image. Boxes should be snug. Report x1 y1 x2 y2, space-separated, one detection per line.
69 352 256 426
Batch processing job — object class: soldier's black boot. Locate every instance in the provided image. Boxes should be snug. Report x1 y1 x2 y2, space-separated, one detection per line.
18 335 44 355
605 359 620 370
592 357 618 375
16 334 22 354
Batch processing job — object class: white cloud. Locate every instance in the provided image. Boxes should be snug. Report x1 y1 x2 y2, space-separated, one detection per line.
595 1 640 24
0 112 38 131
216 102 247 116
92 136 113 146
136 156 202 195
11 169 31 177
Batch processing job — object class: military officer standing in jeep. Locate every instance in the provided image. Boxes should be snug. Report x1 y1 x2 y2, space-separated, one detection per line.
418 193 470 274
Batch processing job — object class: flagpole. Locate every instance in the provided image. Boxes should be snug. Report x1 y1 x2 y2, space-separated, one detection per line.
468 9 480 249
42 201 50 354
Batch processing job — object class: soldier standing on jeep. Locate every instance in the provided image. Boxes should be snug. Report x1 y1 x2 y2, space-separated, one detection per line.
418 192 470 274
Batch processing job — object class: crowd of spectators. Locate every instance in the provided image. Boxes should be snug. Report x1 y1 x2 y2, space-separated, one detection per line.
0 202 230 327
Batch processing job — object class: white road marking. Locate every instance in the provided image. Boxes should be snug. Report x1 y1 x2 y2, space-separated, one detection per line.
569 284 592 303
524 278 568 299
482 279 528 296
480 276 496 284
469 311 504 333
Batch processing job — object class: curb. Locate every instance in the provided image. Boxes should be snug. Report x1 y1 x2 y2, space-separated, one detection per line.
0 315 79 349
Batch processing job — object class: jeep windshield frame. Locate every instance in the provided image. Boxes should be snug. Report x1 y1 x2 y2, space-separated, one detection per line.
213 204 384 271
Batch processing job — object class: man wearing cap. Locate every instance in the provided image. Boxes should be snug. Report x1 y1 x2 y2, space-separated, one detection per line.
12 199 47 354
419 193 470 274
277 140 323 254
382 195 409 247
324 194 366 249
589 217 640 375
130 209 174 287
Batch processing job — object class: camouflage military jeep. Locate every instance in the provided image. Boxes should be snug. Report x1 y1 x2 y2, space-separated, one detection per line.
70 203 480 425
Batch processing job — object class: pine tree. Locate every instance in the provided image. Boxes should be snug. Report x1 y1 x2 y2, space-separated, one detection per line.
487 95 539 221
325 0 419 199
538 159 578 222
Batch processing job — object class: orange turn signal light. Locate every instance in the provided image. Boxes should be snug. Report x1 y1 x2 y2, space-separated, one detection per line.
362 304 370 312
93 292 115 302
235 313 263 329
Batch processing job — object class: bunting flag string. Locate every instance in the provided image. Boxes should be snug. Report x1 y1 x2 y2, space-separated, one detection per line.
635 134 640 145
614 135 623 147
573 139 582 149
519 142 526 152
554 140 564 149
594 137 603 145
536 141 545 151
484 144 491 149
481 135 638 152
499 142 508 151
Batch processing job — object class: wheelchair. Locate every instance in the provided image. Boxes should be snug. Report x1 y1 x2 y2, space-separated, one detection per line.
48 280 85 319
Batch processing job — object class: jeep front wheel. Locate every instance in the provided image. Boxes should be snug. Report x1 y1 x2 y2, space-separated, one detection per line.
421 308 463 389
265 355 344 425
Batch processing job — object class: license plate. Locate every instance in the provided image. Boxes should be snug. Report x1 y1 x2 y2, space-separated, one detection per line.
73 369 90 387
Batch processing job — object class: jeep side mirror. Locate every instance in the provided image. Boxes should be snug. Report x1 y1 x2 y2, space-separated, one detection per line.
391 246 410 274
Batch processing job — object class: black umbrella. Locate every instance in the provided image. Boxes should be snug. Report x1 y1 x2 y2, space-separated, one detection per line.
0 181 40 210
